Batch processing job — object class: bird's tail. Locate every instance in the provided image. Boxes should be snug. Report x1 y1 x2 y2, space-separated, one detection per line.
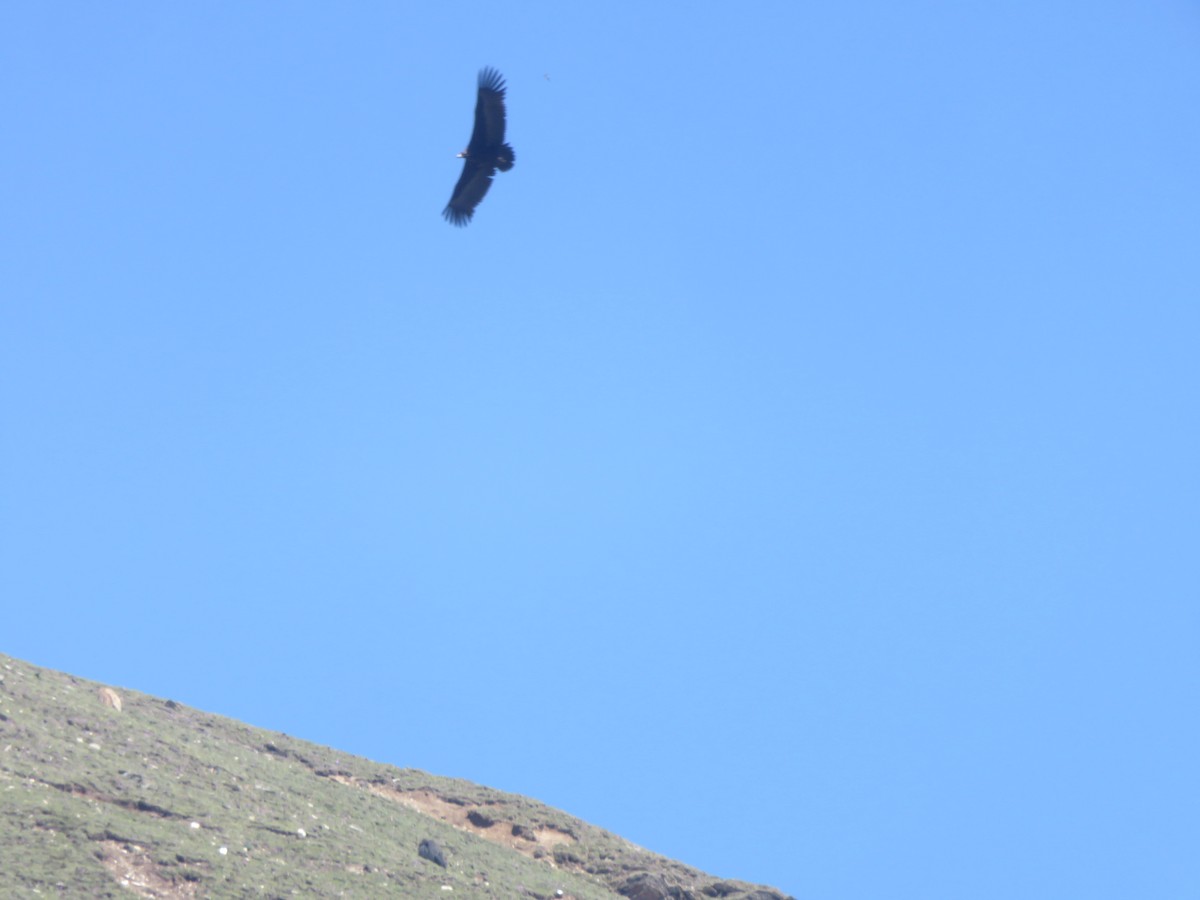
496 143 515 172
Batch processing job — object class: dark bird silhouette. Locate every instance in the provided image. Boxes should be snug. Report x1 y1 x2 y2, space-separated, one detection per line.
443 67 515 226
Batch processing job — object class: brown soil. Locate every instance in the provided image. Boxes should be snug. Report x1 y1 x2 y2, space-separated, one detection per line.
330 776 576 858
96 840 198 899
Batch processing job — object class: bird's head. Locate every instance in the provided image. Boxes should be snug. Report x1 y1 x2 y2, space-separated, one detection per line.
456 149 469 159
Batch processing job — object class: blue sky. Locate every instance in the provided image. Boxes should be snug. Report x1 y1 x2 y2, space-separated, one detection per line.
3 3 1198 897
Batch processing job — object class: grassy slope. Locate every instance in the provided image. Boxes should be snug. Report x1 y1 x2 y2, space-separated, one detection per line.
0 653 792 899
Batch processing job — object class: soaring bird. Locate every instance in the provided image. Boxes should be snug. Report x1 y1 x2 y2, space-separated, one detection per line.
443 67 515 226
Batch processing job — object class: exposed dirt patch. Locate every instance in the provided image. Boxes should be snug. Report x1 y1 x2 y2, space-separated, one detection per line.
96 840 199 899
329 776 576 858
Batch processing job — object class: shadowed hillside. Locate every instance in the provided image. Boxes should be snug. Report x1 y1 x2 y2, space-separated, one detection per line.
0 653 794 899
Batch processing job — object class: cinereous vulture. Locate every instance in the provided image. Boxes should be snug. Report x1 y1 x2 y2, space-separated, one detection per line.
443 67 515 226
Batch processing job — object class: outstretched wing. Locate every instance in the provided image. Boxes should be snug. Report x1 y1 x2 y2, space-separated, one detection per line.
443 158 494 227
469 67 508 153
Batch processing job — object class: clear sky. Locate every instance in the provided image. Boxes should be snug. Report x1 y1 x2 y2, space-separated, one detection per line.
3 3 1198 898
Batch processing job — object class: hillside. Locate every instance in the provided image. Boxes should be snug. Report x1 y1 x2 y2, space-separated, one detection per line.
0 653 793 899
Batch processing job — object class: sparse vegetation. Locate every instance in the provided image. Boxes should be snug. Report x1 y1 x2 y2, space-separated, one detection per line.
0 653 792 898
